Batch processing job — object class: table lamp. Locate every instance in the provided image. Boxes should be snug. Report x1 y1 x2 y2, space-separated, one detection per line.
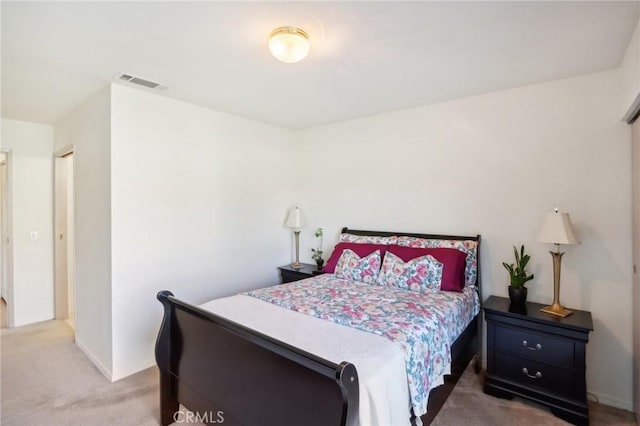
537 208 580 317
285 206 307 269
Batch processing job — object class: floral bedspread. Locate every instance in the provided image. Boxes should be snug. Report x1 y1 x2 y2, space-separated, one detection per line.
245 274 480 416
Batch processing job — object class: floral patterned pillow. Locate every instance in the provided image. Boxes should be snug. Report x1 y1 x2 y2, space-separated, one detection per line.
377 252 444 292
396 236 478 286
335 249 382 284
339 233 398 245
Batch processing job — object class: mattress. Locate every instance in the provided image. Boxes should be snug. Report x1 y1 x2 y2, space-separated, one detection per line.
200 274 479 426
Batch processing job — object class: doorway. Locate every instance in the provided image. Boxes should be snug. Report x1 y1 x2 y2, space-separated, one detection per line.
0 151 12 328
629 97 640 418
54 150 75 331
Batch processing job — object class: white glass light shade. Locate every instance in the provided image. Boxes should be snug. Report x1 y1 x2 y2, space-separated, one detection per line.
285 206 307 229
268 27 310 63
538 210 579 245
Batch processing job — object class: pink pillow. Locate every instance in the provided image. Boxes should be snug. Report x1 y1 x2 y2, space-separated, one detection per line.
324 242 389 273
387 245 467 292
396 236 478 286
339 233 398 245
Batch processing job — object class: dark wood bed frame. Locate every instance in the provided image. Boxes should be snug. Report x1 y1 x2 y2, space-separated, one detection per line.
155 228 482 426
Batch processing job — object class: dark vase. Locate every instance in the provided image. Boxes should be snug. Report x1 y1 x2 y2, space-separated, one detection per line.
508 303 528 315
315 258 325 271
508 286 527 305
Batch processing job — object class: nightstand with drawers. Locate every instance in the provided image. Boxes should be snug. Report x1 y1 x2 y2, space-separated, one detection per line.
278 263 324 284
483 295 593 426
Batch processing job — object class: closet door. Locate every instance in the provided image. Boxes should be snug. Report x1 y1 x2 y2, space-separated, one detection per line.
633 118 640 416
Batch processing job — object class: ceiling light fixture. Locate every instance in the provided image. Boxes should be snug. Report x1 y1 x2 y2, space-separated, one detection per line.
268 27 310 64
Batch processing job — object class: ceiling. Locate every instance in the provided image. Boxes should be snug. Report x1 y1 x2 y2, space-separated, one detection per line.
2 1 638 129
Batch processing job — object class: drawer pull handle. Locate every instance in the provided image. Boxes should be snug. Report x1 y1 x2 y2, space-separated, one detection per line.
522 367 542 379
522 340 542 351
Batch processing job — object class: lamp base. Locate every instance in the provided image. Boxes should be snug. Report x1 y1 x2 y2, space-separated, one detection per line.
540 302 574 318
291 262 304 269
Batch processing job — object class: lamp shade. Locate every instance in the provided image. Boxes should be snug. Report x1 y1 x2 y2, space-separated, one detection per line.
268 27 310 63
537 210 579 245
285 206 307 229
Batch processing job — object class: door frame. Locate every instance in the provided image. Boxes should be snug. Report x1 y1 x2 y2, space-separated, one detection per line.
626 93 640 417
1 150 14 328
53 146 76 328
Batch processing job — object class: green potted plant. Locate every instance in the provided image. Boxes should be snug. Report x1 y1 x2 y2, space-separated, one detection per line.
502 245 534 305
311 228 324 270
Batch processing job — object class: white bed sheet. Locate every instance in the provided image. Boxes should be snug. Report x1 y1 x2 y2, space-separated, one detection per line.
199 285 479 426
201 294 411 426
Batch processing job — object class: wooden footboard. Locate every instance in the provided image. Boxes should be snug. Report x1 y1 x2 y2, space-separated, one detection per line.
155 290 359 426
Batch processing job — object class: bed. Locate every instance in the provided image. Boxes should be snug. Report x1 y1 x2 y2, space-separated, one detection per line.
155 228 482 426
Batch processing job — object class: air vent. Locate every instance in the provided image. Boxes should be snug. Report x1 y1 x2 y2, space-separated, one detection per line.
116 73 167 91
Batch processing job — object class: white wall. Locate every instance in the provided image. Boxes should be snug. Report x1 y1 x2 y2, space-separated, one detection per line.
109 84 297 380
54 87 113 378
296 69 633 409
621 19 640 116
0 119 54 327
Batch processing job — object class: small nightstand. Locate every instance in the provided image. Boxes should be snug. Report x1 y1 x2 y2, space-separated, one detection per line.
278 263 324 284
483 295 593 426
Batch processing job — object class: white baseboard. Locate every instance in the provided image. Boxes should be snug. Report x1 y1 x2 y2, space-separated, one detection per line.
111 357 155 382
75 337 113 381
588 391 633 411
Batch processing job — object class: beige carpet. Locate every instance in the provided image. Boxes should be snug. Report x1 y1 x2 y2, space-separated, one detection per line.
1 320 159 425
1 319 636 426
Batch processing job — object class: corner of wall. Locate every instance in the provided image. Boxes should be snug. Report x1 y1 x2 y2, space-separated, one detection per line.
75 336 113 381
54 85 114 378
